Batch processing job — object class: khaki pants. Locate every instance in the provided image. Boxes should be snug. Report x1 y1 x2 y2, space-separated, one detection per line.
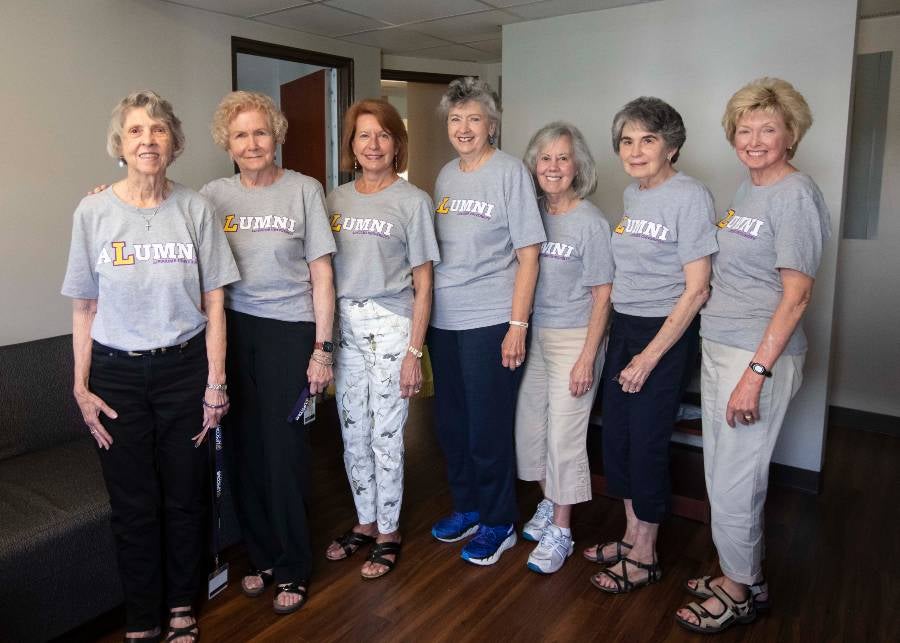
515 326 604 505
701 339 804 585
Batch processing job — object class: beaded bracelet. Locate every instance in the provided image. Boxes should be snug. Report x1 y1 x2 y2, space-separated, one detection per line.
407 345 423 359
311 354 334 367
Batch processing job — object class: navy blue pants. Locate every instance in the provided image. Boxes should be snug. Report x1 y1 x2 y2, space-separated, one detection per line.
91 335 208 631
224 309 314 585
600 312 700 523
428 324 524 526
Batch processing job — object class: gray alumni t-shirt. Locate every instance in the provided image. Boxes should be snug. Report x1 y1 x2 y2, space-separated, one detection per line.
62 183 240 351
432 149 546 330
200 169 336 322
326 178 440 318
610 172 718 317
533 200 614 329
701 172 831 355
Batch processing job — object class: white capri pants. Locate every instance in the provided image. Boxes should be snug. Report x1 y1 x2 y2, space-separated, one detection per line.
701 338 804 585
335 299 411 534
515 326 604 505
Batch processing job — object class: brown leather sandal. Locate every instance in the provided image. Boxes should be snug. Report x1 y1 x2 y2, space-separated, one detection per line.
590 556 661 594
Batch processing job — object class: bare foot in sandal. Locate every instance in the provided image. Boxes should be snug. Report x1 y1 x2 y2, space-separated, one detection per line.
326 523 378 560
361 531 401 578
677 577 749 625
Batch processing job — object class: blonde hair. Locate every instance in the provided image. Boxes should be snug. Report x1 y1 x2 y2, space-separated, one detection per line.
106 90 185 162
722 77 813 159
210 91 288 150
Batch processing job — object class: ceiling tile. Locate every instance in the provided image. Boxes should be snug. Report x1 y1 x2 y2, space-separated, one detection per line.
255 3 389 36
168 1 313 18
340 28 448 52
411 9 521 42
464 38 502 54
507 0 654 21
325 0 486 24
402 43 495 62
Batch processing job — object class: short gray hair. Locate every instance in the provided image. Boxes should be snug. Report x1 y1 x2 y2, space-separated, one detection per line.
438 77 501 140
524 121 598 199
106 90 185 162
611 96 686 163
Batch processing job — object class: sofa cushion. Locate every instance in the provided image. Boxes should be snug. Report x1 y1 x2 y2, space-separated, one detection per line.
0 334 84 460
0 437 121 641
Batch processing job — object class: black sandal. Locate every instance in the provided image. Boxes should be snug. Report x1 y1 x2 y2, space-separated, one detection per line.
165 608 198 643
361 541 402 579
327 529 376 560
241 567 274 598
273 581 309 615
584 540 633 564
590 556 662 594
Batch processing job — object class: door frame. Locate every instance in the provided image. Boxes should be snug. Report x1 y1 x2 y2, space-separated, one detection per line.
231 36 354 184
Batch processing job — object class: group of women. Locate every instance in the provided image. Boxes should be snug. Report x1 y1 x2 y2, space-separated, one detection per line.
62 74 829 641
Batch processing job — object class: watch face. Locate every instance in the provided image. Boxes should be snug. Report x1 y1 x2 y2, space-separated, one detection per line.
321 341 334 353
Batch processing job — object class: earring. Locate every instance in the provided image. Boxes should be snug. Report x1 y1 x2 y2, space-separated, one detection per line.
488 133 497 146
118 156 126 168
354 158 360 172
393 155 398 171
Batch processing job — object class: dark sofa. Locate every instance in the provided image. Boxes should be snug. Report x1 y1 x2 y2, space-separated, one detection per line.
0 335 240 642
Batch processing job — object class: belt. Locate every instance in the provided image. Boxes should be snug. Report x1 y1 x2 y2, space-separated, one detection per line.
93 337 193 357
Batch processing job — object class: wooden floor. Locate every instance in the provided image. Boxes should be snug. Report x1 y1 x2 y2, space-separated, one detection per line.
75 399 899 642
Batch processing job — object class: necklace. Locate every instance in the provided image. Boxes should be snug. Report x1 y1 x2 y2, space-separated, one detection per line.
140 204 162 231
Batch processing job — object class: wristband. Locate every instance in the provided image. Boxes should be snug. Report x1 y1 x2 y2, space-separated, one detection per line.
408 345 423 359
509 320 529 329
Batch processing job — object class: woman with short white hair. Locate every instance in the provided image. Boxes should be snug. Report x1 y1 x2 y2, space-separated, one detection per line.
515 122 613 574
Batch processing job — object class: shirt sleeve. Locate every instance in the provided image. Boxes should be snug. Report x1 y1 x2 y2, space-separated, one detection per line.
676 184 719 265
61 202 99 299
506 161 547 249
302 179 337 262
774 192 830 277
581 217 614 288
196 198 241 293
405 193 441 269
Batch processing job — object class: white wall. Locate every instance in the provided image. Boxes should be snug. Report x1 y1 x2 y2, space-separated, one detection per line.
830 15 900 417
502 0 857 472
0 0 380 346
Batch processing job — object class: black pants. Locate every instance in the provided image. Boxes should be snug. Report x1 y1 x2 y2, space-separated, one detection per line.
428 324 524 526
90 335 208 631
600 312 700 523
224 309 314 584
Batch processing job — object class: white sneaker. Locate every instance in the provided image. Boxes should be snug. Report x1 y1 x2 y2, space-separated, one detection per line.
522 498 553 542
526 523 573 574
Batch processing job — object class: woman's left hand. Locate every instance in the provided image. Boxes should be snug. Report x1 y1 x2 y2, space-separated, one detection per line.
569 353 596 397
307 355 334 396
726 371 764 427
617 351 659 394
400 353 423 398
194 388 229 446
501 325 527 371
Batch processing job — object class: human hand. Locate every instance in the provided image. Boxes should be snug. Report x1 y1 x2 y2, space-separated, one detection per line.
501 325 527 371
400 352 423 398
616 351 659 394
725 371 764 428
307 350 334 396
86 184 110 196
195 388 228 446
569 353 596 397
74 386 117 450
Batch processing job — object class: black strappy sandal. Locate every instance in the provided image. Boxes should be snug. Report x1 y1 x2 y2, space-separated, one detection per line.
326 529 376 560
165 608 198 643
273 581 309 615
584 540 633 564
590 556 662 594
361 541 402 579
241 567 274 598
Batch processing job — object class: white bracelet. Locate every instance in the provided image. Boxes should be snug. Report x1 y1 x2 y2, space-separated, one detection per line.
206 383 227 391
408 345 423 359
509 320 529 329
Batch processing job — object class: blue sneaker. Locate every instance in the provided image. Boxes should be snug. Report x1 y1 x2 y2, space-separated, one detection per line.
431 511 480 542
461 523 517 566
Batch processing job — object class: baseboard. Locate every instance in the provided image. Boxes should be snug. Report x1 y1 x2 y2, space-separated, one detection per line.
828 405 900 437
772 462 820 494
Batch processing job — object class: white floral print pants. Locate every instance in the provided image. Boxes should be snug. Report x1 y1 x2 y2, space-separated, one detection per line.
335 298 410 534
